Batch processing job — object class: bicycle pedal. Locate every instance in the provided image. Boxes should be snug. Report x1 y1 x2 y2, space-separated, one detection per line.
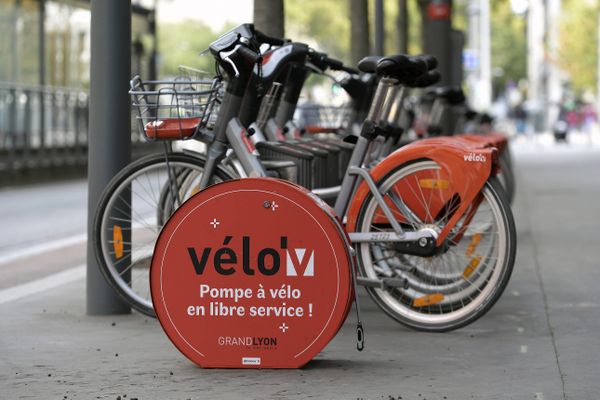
356 276 407 289
381 277 408 289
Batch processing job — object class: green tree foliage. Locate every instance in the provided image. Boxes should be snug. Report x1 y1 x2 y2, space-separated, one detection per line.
558 0 599 94
157 20 228 77
285 0 351 63
285 0 423 65
381 0 423 55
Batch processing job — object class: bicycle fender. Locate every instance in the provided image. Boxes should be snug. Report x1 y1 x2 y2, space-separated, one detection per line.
345 137 496 246
454 133 508 154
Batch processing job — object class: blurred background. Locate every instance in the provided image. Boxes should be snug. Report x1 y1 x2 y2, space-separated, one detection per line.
1 0 600 185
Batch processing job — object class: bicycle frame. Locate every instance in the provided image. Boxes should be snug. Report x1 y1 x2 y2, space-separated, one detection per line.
191 35 499 254
99 25 516 328
197 76 470 248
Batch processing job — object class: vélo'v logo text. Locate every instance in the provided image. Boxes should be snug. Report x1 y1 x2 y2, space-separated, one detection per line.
187 236 315 277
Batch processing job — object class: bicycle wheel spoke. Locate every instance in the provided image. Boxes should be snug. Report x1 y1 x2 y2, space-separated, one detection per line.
356 160 514 331
96 156 216 317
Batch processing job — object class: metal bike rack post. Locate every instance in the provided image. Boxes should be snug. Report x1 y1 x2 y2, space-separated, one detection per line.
86 0 132 315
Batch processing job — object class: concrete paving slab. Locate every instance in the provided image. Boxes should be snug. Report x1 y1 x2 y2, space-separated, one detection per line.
1 140 599 399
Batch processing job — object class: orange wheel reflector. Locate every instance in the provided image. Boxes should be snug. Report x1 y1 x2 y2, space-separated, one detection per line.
113 225 124 259
412 293 444 308
463 254 482 278
419 179 450 190
465 233 482 256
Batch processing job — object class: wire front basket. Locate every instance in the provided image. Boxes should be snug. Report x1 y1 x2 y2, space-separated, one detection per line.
129 72 222 141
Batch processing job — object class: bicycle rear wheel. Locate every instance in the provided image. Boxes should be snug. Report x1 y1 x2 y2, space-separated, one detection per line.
93 152 235 316
355 159 516 331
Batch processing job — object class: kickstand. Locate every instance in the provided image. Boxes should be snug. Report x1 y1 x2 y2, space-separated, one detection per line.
349 247 365 351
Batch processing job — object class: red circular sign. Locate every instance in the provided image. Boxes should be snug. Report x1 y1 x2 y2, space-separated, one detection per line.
427 3 451 20
151 178 353 368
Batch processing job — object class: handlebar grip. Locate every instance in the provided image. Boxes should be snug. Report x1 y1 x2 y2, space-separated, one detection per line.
254 29 286 46
358 56 383 73
324 56 344 70
324 56 360 75
237 44 262 65
341 65 360 74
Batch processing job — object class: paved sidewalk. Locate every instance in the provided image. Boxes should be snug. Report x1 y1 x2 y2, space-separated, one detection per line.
1 140 599 399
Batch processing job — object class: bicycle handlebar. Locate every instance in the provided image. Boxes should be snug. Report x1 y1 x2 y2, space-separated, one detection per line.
237 44 262 65
254 29 287 47
308 50 360 74
324 56 360 74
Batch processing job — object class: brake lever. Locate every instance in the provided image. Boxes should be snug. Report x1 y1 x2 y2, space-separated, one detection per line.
304 62 342 85
219 45 242 78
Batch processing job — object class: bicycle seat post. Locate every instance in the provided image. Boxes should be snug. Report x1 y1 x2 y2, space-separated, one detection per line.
366 77 397 124
333 77 398 217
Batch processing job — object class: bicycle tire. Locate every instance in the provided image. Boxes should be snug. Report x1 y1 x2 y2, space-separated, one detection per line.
93 152 237 317
355 159 517 332
498 148 515 205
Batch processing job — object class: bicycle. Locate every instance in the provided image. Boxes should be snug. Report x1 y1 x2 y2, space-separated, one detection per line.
93 24 516 332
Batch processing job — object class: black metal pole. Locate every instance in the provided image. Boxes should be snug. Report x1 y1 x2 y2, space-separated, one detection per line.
422 0 453 87
422 0 454 134
375 0 384 55
350 0 370 65
397 0 408 54
450 28 464 87
148 8 157 81
87 0 132 315
38 0 46 150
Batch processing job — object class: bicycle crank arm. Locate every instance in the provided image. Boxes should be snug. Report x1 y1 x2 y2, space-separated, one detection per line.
349 231 429 242
356 276 408 290
349 229 440 257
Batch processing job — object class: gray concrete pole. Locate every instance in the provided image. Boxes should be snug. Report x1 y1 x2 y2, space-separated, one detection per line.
478 0 491 109
253 0 284 38
87 0 132 315
466 0 479 109
527 0 544 132
350 0 370 65
546 0 562 129
450 29 465 87
375 0 385 56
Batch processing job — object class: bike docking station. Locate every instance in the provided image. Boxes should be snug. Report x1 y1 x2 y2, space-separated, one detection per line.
150 178 358 368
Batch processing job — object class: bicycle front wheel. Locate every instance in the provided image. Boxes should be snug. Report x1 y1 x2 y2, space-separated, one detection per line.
355 159 516 331
93 152 236 317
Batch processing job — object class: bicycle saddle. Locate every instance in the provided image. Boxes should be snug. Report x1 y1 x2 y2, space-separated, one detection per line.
357 56 382 73
376 54 437 79
464 109 479 121
358 54 439 85
404 70 441 88
435 87 466 105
